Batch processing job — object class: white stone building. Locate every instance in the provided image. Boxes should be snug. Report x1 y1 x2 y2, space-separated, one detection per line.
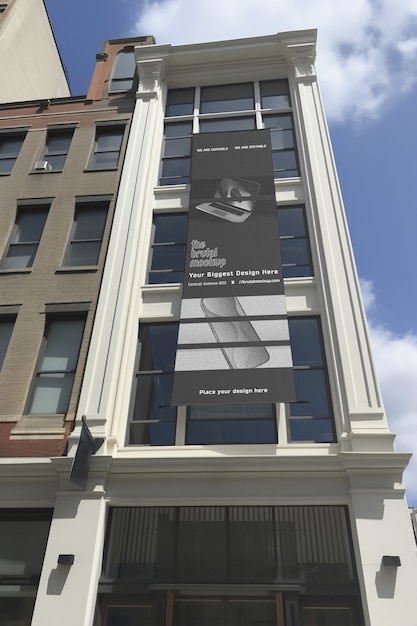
0 0 69 103
4 29 417 626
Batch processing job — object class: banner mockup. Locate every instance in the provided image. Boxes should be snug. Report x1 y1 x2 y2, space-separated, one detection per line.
171 129 296 405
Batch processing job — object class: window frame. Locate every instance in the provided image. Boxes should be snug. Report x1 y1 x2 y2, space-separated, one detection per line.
277 205 314 278
147 212 188 284
287 317 335 443
186 402 277 445
200 82 255 114
146 205 313 286
63 201 109 268
263 113 300 179
159 79 299 186
127 316 335 447
40 127 74 171
128 322 179 446
1 205 49 271
0 508 52 626
0 131 26 174
0 315 15 370
159 121 193 186
88 124 126 170
26 314 86 416
109 47 136 92
102 505 358 587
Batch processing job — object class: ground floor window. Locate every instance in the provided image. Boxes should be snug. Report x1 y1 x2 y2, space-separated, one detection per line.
0 509 52 626
96 592 363 626
95 506 363 625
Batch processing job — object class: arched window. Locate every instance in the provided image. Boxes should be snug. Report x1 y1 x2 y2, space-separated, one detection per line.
110 47 136 91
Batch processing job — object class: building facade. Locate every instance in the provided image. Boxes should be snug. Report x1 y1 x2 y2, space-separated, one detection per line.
0 0 70 103
1 30 416 626
0 35 153 624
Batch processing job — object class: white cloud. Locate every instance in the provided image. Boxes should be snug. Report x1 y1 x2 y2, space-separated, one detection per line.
359 278 376 311
361 279 417 505
131 0 417 122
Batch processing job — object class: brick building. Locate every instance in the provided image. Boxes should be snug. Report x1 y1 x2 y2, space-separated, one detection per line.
0 36 155 623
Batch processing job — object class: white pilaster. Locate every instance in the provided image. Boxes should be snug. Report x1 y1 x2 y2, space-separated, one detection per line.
31 462 109 626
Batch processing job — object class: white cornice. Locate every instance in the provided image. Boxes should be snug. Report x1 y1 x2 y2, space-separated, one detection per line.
134 30 317 85
136 57 165 95
0 448 410 479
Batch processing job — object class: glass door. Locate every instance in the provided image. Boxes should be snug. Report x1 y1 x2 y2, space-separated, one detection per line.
172 594 284 626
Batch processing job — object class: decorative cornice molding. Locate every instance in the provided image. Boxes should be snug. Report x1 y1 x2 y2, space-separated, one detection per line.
137 58 165 95
286 43 316 79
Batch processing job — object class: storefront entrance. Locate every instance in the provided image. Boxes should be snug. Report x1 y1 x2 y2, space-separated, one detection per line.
95 506 364 626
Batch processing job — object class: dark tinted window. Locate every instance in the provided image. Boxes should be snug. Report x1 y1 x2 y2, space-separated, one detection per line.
288 318 334 443
0 133 26 173
64 203 108 266
260 79 290 109
264 114 299 178
128 324 179 445
1 207 48 270
166 88 195 116
0 317 15 369
200 116 256 133
90 126 124 169
0 509 52 626
110 47 136 91
148 213 187 284
43 129 74 169
160 122 193 185
187 403 276 444
278 206 313 278
104 506 356 585
200 83 254 113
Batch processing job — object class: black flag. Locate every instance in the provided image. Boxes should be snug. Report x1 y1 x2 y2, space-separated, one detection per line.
69 416 104 488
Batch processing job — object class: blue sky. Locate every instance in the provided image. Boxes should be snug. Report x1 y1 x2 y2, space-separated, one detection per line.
45 0 417 502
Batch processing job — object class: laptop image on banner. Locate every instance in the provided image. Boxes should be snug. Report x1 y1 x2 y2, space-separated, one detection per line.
196 177 260 223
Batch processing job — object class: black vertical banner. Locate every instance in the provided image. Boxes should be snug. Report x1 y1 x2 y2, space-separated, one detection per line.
172 129 296 405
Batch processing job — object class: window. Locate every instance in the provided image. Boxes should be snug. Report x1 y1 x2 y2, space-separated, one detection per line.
109 47 136 91
288 318 335 442
147 206 312 285
264 114 299 178
27 316 86 414
1 206 48 270
0 509 52 626
98 506 363 626
41 128 74 170
199 116 256 133
160 121 192 186
129 323 275 446
0 132 26 174
129 323 178 445
260 79 290 109
103 506 356 586
64 202 108 266
160 80 299 185
278 205 313 278
165 87 194 116
89 125 125 169
200 82 254 113
128 317 334 446
148 213 187 283
0 316 15 369
187 403 276 445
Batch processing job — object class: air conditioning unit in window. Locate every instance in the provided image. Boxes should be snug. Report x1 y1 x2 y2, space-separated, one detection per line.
34 160 52 171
